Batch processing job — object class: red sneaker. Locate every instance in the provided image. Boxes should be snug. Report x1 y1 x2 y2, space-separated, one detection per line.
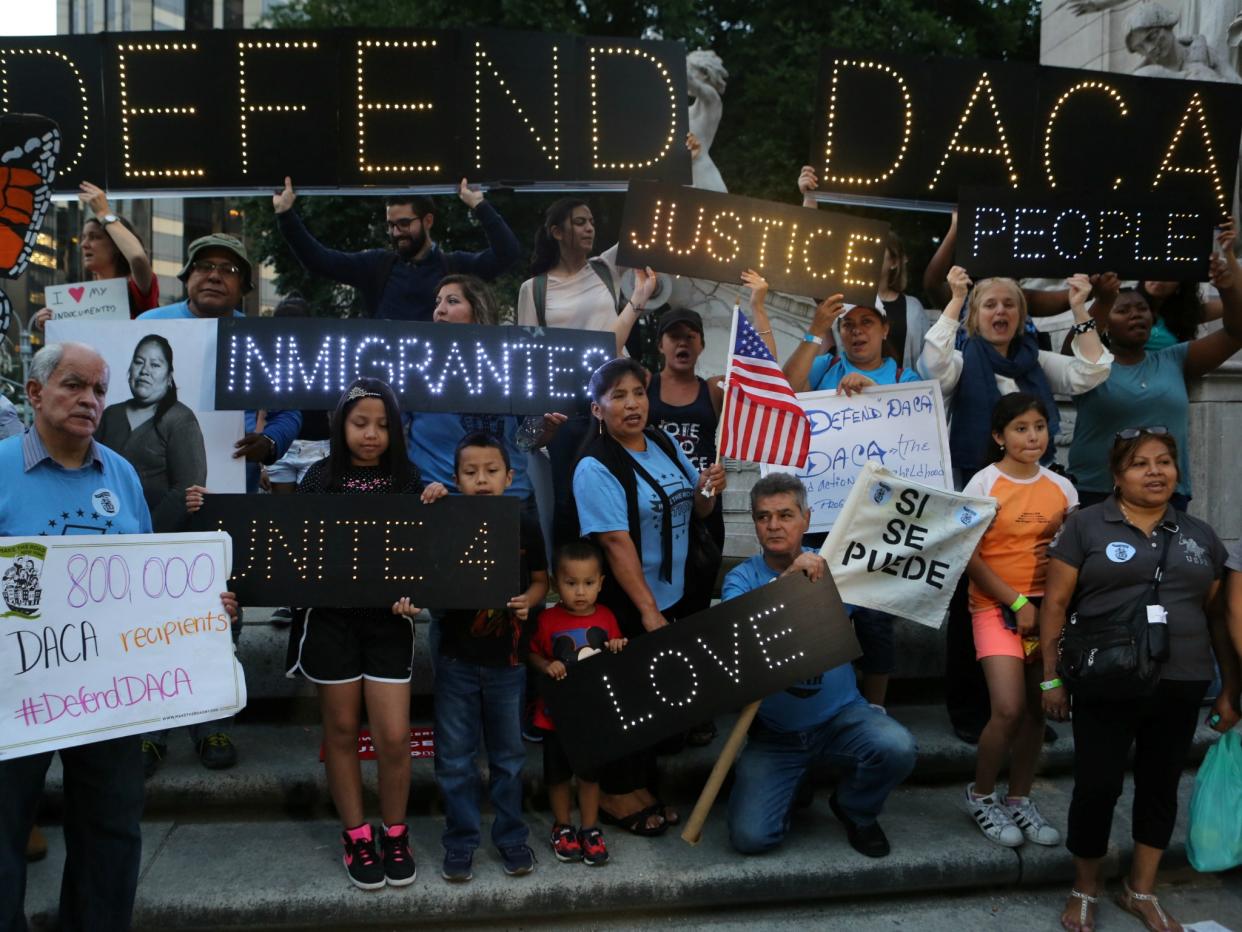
549 824 582 862
578 826 609 866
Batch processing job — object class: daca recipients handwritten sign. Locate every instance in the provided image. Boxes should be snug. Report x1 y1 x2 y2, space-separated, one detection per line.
541 572 859 774
0 28 689 194
189 494 519 609
617 181 889 304
213 318 614 414
810 49 1242 213
0 533 244 760
957 187 1215 281
763 381 952 534
821 463 996 629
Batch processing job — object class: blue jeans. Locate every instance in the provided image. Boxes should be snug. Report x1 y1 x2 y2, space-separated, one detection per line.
434 657 528 852
1 736 145 932
727 701 917 855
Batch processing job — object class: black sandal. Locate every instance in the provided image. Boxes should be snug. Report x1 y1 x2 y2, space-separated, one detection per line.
654 799 680 826
599 804 668 837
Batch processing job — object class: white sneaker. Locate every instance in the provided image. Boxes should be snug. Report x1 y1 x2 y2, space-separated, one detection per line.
1006 795 1062 846
963 783 1024 847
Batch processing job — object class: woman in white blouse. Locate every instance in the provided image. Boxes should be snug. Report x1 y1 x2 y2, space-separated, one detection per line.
923 268 1112 484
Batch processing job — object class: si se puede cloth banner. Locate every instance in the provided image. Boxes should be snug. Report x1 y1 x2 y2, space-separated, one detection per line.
0 533 245 760
822 463 996 629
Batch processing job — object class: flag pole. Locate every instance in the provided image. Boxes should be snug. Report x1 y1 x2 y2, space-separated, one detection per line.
703 300 741 499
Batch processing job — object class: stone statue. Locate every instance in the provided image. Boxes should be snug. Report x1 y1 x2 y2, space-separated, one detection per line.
1061 0 1242 80
686 50 728 193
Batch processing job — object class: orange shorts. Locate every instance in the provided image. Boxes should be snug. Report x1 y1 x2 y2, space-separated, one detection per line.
972 606 1029 661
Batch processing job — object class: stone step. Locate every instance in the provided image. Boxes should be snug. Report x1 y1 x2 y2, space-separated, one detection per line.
36 705 1220 822
22 774 1212 931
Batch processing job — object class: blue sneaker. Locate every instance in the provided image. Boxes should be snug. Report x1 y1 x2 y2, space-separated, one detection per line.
499 844 535 876
441 848 473 883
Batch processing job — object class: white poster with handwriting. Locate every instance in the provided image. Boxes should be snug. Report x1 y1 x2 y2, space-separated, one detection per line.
761 380 952 534
0 532 245 759
44 277 131 322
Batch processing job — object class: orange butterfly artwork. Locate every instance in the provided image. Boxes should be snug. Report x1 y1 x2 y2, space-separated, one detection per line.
0 113 59 337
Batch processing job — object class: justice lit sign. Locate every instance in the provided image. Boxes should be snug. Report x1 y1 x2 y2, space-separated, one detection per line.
957 187 1215 280
541 572 860 774
617 180 889 303
213 318 615 413
811 49 1242 214
189 494 519 608
0 27 689 193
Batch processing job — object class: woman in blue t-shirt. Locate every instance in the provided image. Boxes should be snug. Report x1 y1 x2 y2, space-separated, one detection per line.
782 298 922 397
572 357 726 836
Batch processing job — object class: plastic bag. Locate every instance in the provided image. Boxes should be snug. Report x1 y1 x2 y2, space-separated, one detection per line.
1187 731 1242 873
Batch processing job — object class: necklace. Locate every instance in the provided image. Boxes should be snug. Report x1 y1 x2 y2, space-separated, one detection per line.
1119 498 1159 533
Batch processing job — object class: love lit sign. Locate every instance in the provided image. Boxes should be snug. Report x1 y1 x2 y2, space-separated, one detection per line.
957 187 1215 280
189 494 519 608
540 572 859 773
0 28 689 193
213 318 615 413
617 180 889 303
811 50 1242 214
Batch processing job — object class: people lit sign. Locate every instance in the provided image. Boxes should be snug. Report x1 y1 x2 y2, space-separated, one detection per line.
0 28 690 193
811 50 1242 214
213 318 615 413
617 180 889 303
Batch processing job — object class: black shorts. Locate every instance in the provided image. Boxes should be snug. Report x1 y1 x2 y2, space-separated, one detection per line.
286 607 414 684
542 729 599 785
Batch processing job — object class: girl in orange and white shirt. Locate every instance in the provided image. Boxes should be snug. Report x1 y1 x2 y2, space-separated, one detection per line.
960 393 1077 850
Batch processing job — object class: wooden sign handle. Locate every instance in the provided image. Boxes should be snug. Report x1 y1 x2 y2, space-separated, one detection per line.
680 700 761 846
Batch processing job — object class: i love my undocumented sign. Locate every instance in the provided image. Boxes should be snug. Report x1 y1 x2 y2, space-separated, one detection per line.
0 533 245 760
617 180 889 304
810 49 1242 214
189 494 519 608
0 28 689 194
213 318 615 413
540 572 859 774
956 187 1215 281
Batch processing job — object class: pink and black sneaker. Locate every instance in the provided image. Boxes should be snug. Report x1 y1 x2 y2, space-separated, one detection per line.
578 826 609 866
550 824 582 862
381 823 417 886
341 824 386 890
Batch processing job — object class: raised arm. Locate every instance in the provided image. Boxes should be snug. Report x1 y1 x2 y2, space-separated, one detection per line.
740 269 778 359
920 265 971 396
1185 230 1242 378
610 266 657 356
80 182 154 293
798 165 818 209
448 178 521 279
273 176 373 287
922 209 957 307
782 294 845 392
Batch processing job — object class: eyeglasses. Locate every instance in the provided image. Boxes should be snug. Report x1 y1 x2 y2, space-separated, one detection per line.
191 260 242 277
1114 426 1170 441
385 217 417 232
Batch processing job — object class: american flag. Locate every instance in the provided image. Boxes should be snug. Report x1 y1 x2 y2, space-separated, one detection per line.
718 307 811 468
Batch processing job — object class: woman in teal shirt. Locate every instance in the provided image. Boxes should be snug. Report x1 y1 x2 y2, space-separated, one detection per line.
783 299 922 396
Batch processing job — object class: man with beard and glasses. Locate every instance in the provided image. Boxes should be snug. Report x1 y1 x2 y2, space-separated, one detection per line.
273 176 521 322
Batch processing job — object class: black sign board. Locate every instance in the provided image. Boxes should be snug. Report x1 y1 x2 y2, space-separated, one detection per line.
540 572 860 774
617 181 889 303
214 318 615 413
811 49 1242 214
956 186 1215 281
189 494 519 608
0 28 689 193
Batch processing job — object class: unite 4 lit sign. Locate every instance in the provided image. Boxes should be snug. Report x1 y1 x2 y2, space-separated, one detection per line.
0 27 690 193
811 50 1242 213
214 318 615 413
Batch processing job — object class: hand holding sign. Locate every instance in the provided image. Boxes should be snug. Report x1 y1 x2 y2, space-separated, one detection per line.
272 176 296 214
947 265 972 302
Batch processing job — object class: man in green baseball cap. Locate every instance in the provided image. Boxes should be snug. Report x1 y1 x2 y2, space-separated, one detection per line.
139 233 252 321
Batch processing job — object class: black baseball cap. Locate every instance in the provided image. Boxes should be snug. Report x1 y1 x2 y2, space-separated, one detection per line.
656 308 705 340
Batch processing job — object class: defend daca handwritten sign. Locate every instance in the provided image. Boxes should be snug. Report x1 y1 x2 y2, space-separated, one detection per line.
617 180 889 304
213 318 614 414
0 533 244 760
763 381 952 534
43 277 129 323
189 494 519 609
0 28 689 194
810 50 1242 214
541 572 859 774
957 187 1215 281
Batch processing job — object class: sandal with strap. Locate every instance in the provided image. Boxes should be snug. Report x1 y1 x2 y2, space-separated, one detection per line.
1115 880 1180 932
599 803 667 837
1061 889 1098 932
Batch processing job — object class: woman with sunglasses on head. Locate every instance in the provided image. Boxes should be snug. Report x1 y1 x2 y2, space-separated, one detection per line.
1069 227 1242 512
1040 429 1240 932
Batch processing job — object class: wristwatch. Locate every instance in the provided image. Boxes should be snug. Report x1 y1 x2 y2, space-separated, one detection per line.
100 214 119 226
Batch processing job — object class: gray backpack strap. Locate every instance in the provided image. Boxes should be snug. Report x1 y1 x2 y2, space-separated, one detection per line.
533 274 548 327
588 258 626 314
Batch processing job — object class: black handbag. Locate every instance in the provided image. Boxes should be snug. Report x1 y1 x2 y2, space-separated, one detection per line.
1057 522 1173 702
